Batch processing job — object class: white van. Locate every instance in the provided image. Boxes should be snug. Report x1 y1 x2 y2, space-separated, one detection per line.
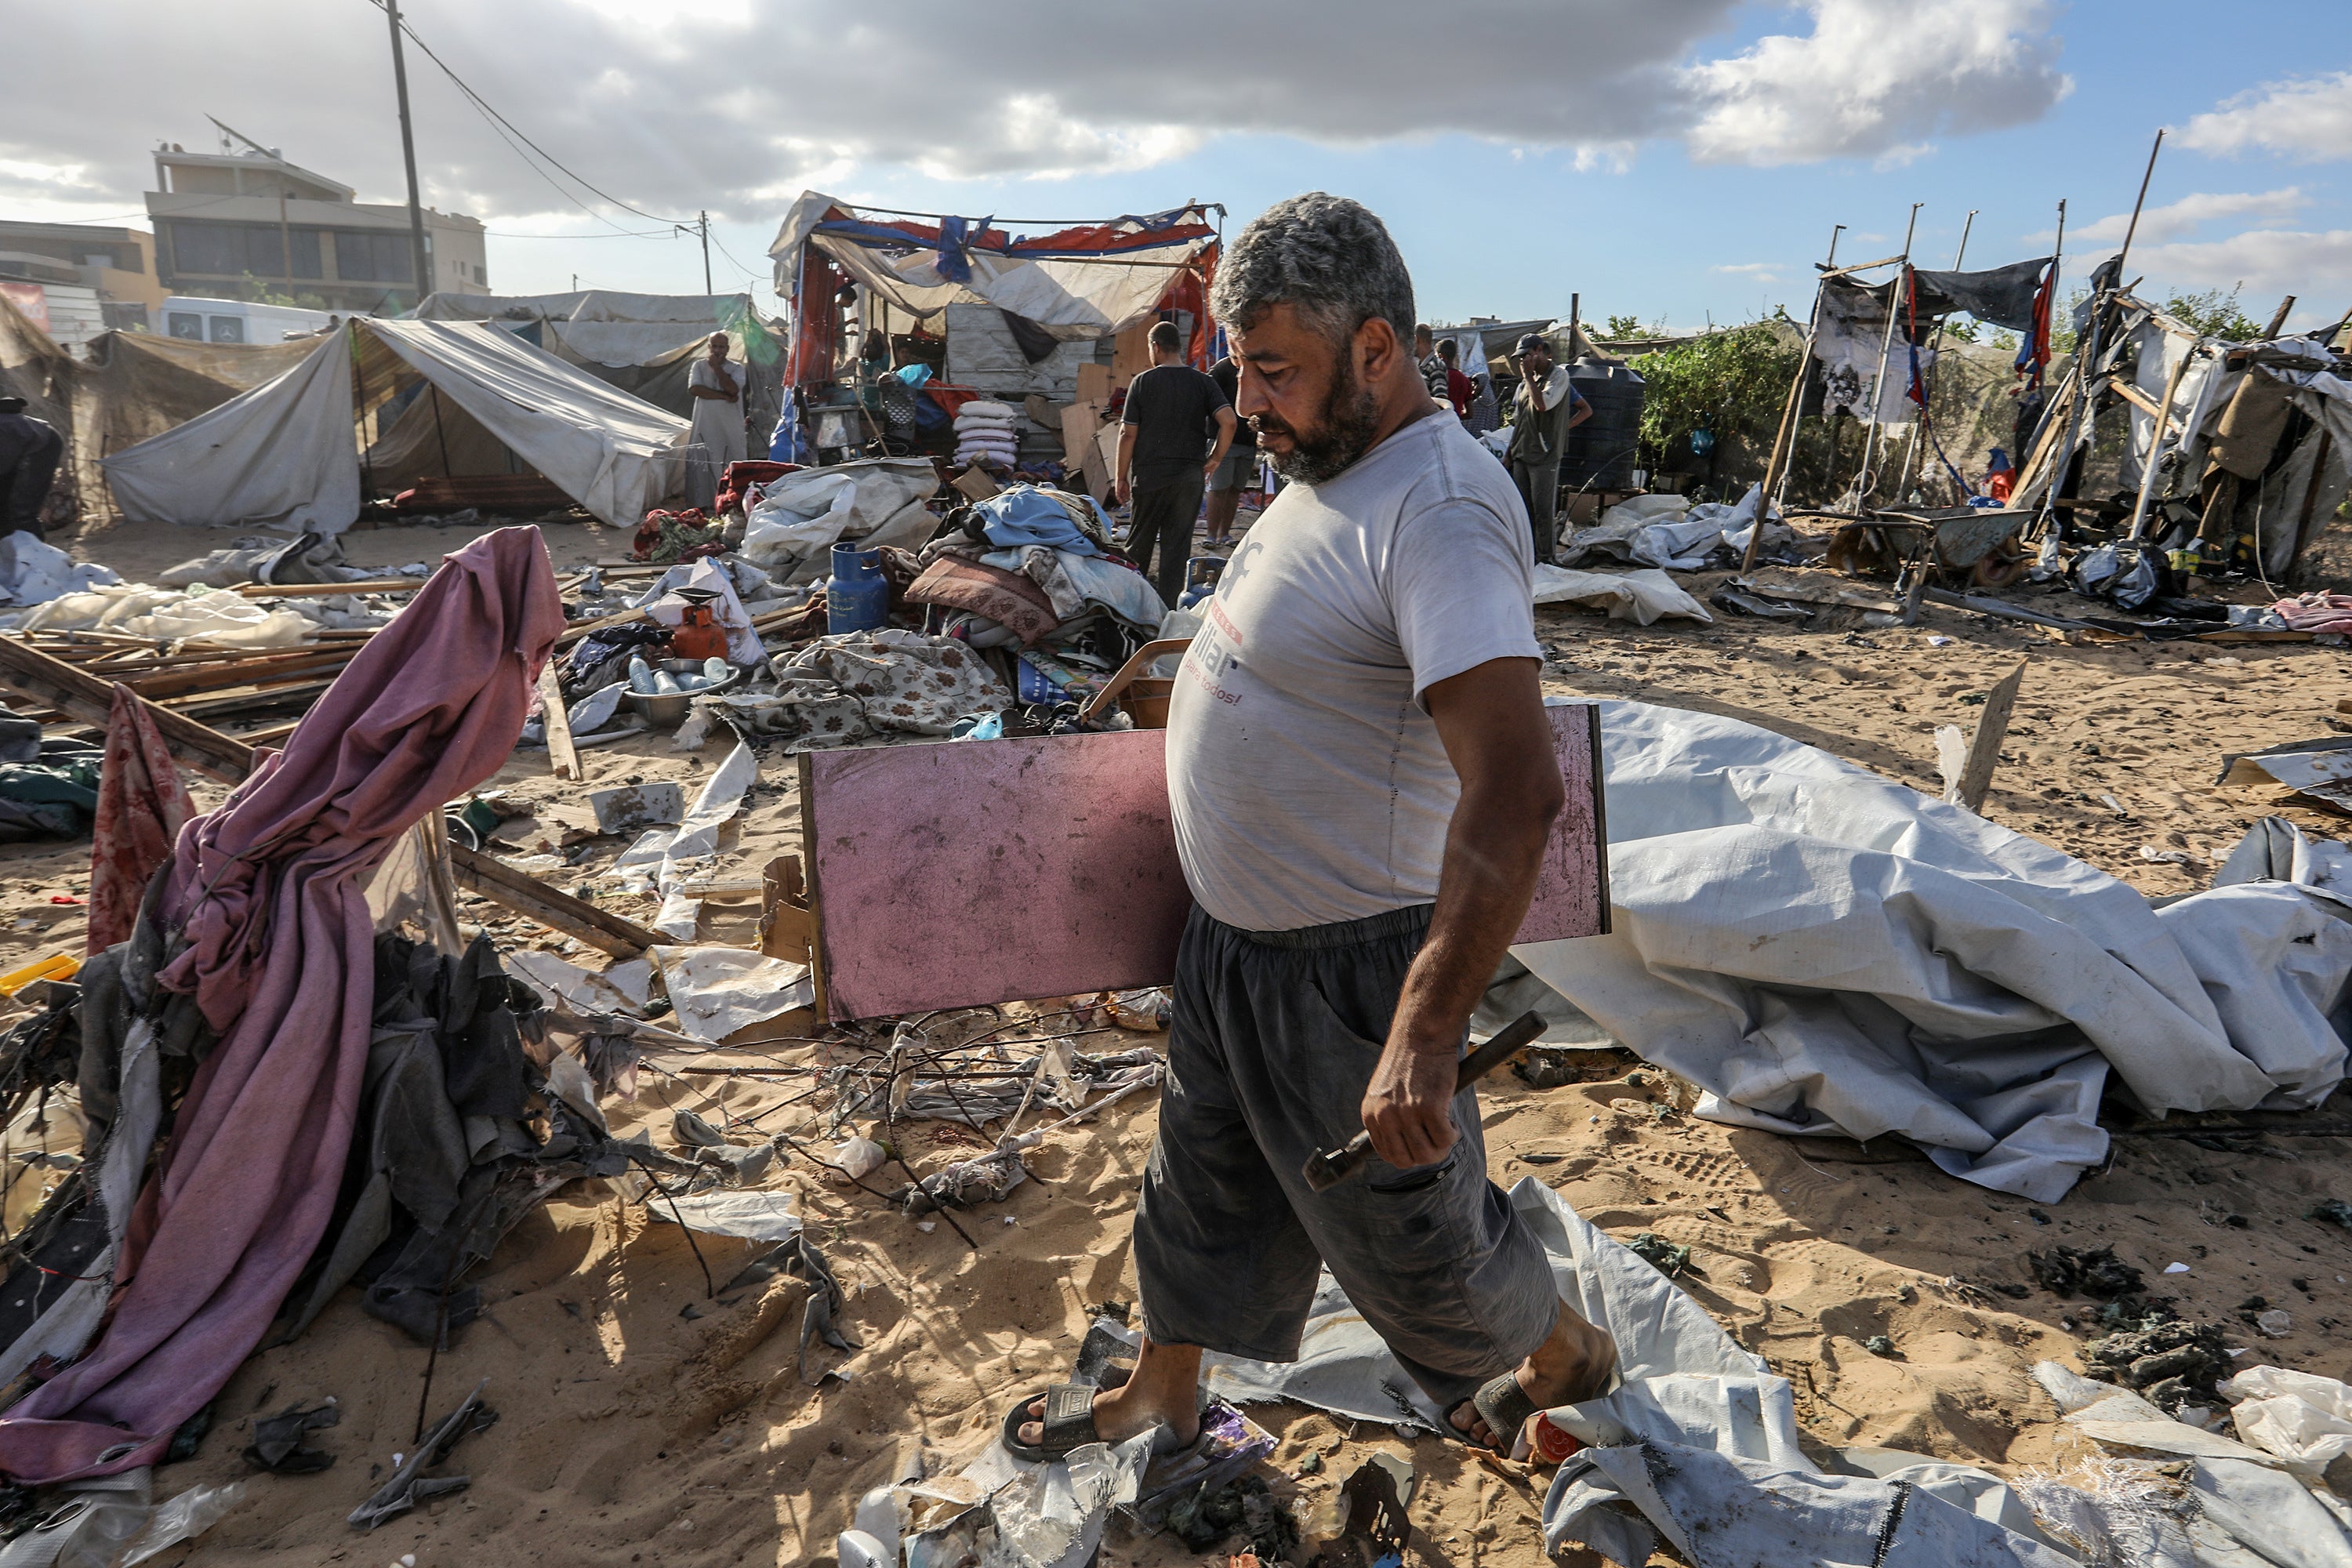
160 296 339 345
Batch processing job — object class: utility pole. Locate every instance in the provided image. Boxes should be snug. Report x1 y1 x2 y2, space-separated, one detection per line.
384 0 432 309
677 212 713 292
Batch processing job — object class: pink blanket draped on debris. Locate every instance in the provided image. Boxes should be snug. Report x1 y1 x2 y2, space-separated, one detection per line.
85 684 194 956
2272 590 2352 633
0 528 563 1484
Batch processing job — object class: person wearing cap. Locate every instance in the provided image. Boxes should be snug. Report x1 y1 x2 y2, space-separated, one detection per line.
1504 334 1589 564
0 397 63 539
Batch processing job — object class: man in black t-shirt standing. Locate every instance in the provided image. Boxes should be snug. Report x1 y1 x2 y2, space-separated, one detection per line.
1202 351 1258 549
1117 321 1236 608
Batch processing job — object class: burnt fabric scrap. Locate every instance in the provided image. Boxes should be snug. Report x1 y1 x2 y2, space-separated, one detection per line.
245 1400 339 1474
0 528 564 1487
347 1381 493 1530
87 684 194 955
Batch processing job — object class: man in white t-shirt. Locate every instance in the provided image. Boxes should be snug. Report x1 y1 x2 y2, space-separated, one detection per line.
1007 193 1615 1464
685 332 747 510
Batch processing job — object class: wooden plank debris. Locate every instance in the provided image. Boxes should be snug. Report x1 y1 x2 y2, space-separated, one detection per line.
1949 660 2026 812
234 579 422 598
0 634 657 955
536 661 579 782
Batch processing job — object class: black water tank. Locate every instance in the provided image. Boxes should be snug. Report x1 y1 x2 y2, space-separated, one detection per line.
1563 358 1644 490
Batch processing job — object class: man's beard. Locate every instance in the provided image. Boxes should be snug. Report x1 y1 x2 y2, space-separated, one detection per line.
1258 361 1382 485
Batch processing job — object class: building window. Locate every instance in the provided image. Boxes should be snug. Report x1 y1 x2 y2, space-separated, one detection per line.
166 221 321 280
474 263 487 283
332 230 413 284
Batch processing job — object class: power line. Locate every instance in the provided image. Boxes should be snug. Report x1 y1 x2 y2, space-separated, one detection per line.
485 227 674 240
707 230 771 285
358 0 696 230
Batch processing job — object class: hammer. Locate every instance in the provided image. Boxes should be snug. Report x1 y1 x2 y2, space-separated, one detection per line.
1300 1009 1548 1192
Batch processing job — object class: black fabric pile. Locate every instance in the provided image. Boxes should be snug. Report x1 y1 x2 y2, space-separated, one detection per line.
281 932 644 1345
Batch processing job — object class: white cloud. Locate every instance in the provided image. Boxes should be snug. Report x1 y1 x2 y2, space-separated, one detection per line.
1714 262 1782 284
2050 188 2308 247
1679 0 2071 166
0 0 2076 236
2180 71 2352 162
2131 230 2352 331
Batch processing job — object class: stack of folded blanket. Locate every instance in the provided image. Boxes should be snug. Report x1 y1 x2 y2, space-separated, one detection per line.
953 400 1022 468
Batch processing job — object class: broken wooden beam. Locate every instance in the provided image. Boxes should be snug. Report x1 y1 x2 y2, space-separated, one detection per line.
1949 660 2027 813
0 634 658 955
446 844 659 959
234 579 423 598
535 661 579 782
0 635 262 784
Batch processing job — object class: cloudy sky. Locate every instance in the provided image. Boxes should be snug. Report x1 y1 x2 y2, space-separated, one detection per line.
8 0 2349 330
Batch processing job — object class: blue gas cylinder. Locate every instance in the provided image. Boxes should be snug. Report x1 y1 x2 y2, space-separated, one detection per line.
1178 554 1226 610
827 543 889 633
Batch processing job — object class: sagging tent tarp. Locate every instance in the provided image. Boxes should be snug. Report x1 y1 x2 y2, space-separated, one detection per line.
412 289 784 430
71 332 321 524
765 191 1220 390
103 318 688 532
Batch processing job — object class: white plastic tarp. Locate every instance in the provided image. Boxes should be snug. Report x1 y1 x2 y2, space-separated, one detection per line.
1508 702 2352 1202
365 319 686 528
102 329 359 532
1174 1179 2071 1567
101 320 688 534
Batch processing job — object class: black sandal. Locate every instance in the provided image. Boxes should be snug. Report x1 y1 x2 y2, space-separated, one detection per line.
1467 1372 1539 1453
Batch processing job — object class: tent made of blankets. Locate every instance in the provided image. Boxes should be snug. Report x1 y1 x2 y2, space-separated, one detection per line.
1488 700 2350 1203
99 318 690 533
407 289 785 472
764 191 1222 454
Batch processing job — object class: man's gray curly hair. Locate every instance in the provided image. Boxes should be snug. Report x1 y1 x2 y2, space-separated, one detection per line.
1209 192 1415 352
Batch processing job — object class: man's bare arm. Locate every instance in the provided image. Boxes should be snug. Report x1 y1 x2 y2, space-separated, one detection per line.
1204 406 1237 476
1115 423 1138 504
1360 656 1563 1168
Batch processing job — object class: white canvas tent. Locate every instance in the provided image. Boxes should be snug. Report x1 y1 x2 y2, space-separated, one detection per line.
103 318 688 532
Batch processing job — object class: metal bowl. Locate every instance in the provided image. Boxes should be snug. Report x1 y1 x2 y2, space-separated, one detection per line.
620 659 746 728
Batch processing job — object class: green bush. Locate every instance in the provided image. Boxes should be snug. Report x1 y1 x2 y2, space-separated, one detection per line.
1635 324 1802 468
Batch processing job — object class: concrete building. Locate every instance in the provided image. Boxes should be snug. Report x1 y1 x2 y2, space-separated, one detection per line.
144 143 488 314
0 221 163 339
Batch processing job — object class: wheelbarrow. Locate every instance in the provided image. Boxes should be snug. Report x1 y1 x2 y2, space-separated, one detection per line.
1827 506 2029 601
1077 637 1192 729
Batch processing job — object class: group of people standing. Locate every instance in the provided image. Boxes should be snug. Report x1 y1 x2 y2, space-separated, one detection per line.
1112 314 1596 601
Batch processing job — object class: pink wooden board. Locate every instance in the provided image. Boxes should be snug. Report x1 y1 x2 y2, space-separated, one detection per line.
799 702 1608 1021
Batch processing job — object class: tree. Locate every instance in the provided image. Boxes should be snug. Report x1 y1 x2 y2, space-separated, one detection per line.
2161 284 2263 340
1604 313 1665 340
1635 323 1802 468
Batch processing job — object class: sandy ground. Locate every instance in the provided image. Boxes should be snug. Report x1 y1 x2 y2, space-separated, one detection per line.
0 517 2347 1567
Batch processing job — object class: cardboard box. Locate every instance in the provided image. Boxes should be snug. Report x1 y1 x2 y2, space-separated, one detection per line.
1075 362 1113 406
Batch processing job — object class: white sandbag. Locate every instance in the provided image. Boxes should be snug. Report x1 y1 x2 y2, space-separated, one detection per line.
960 399 1017 420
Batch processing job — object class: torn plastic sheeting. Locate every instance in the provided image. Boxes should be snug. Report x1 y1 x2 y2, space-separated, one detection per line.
1531 566 1713 626
646 1189 800 1242
651 742 758 938
650 944 811 1044
567 681 630 738
0 532 122 610
0 1470 248 1568
2031 1363 2352 1565
506 949 645 1018
1507 702 2351 1203
2223 1365 2352 1475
